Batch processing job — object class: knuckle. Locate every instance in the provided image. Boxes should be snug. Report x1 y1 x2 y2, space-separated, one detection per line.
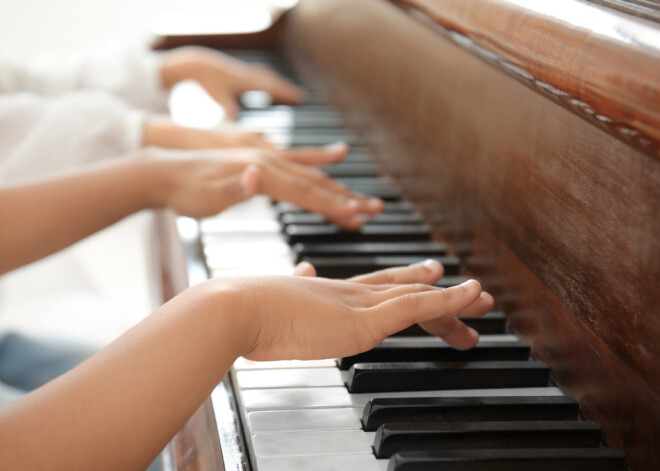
401 291 422 312
296 179 314 194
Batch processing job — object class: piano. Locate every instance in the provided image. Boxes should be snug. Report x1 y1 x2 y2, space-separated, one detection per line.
152 1 660 470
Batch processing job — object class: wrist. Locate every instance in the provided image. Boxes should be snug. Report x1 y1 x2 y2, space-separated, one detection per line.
197 278 260 360
128 151 177 209
160 48 207 90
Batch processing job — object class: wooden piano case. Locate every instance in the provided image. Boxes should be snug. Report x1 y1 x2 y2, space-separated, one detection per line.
156 1 660 469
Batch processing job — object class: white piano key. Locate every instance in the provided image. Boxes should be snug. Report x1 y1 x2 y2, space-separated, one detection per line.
239 386 565 411
236 367 345 389
380 334 521 346
257 453 385 471
234 358 337 370
210 262 295 277
252 429 376 457
201 218 281 234
202 233 284 246
202 195 277 220
247 408 363 433
204 240 290 256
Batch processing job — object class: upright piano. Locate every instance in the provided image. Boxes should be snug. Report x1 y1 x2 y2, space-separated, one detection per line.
153 1 660 470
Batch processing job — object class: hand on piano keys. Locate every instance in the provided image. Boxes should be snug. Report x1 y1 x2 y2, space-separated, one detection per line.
231 261 491 362
293 259 495 350
144 144 383 228
159 46 305 120
0 260 489 471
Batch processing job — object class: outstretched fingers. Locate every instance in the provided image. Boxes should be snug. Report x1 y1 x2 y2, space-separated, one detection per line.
267 154 384 218
349 259 444 285
293 261 317 277
255 163 379 229
243 64 305 105
279 143 349 166
367 280 483 338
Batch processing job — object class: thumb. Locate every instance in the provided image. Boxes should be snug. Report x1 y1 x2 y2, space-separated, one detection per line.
213 92 240 121
293 261 317 277
280 142 349 166
209 165 259 212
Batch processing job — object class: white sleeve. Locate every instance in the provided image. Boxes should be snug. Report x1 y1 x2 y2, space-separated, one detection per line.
0 90 144 183
0 41 168 112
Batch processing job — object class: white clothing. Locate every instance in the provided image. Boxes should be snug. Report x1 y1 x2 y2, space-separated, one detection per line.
0 42 168 182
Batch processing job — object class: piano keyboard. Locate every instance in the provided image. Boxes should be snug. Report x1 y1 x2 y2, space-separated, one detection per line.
185 50 625 471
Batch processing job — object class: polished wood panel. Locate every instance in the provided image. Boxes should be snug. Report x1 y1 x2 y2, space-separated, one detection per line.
165 400 225 471
154 210 226 471
286 0 659 468
391 0 660 159
472 226 660 471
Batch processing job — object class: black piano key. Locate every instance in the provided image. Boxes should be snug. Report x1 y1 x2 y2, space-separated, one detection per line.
281 213 423 226
285 224 432 244
374 421 603 458
239 107 341 121
345 361 550 393
349 186 401 200
342 151 377 164
292 241 447 260
338 180 398 193
277 200 416 215
392 311 506 336
337 177 394 186
387 448 625 471
323 162 381 177
434 276 469 288
276 128 357 138
338 338 529 370
288 133 362 147
362 396 580 431
302 256 460 279
260 124 350 134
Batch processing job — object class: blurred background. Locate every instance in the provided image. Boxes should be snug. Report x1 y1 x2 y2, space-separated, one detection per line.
0 0 293 348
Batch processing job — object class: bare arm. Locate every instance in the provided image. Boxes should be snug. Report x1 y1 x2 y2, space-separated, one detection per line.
0 158 159 274
0 263 492 471
0 146 381 274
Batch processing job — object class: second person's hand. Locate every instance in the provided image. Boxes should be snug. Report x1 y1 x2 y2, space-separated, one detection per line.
144 146 383 228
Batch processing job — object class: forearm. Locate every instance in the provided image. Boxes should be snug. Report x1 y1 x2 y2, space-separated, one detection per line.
0 281 247 471
0 158 163 274
142 117 219 149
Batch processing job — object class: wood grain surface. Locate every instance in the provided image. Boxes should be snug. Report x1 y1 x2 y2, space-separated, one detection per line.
287 0 659 468
391 0 660 159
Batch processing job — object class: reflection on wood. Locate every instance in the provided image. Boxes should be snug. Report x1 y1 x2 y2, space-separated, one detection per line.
391 0 660 159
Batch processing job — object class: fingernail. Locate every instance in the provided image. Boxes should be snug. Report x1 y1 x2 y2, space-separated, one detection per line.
349 214 365 227
324 141 347 152
366 197 383 211
295 261 312 273
423 259 441 271
460 279 481 292
347 198 360 209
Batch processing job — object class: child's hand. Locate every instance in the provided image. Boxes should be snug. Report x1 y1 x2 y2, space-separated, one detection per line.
160 46 304 120
215 261 492 362
292 259 495 350
145 146 382 228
